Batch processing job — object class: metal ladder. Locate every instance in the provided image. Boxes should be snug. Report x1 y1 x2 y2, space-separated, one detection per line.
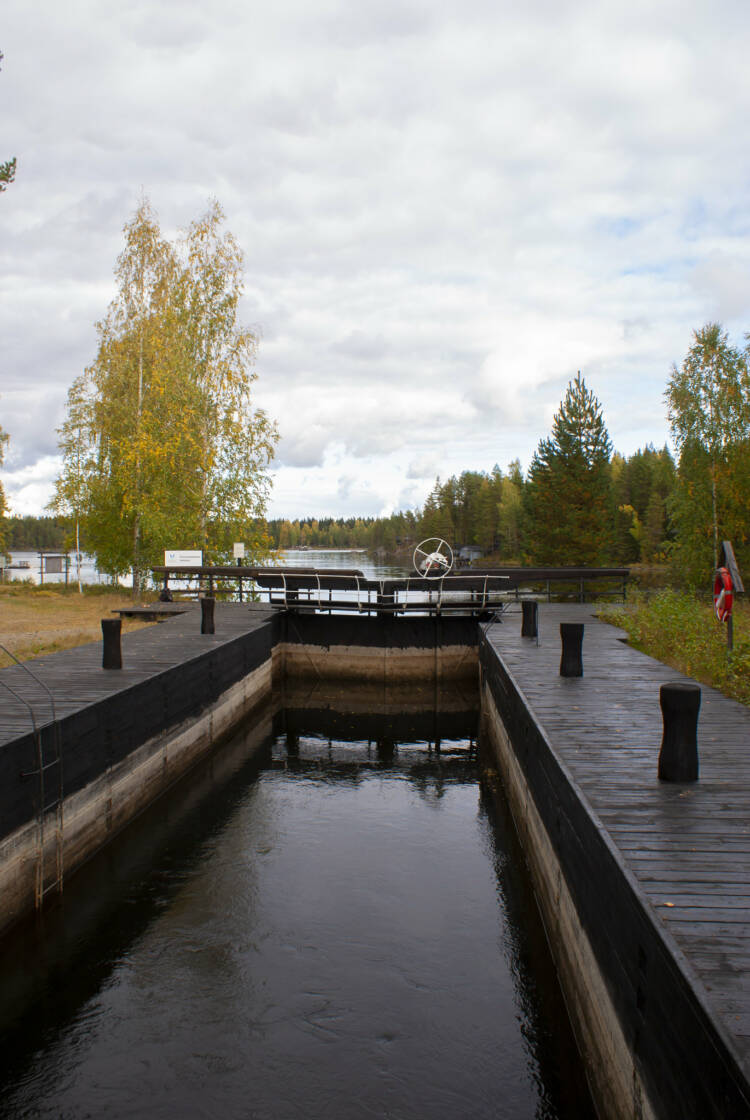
0 645 64 906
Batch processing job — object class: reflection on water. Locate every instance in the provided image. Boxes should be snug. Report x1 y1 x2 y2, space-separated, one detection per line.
279 548 408 579
0 689 594 1119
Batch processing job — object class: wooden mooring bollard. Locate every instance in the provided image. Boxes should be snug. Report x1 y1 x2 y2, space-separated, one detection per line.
521 600 538 638
101 618 122 670
658 682 700 781
559 622 583 677
201 596 216 635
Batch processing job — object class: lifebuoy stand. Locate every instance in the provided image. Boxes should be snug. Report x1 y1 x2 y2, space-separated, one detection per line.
713 567 733 623
716 542 745 652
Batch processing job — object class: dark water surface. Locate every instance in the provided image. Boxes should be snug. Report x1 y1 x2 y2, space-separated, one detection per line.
0 693 595 1119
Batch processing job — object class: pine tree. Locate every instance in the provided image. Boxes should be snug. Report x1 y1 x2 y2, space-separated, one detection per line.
526 373 613 565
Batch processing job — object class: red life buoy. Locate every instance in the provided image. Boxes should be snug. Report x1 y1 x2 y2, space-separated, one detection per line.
713 567 734 622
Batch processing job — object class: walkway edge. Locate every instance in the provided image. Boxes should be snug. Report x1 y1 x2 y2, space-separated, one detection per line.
480 629 750 1119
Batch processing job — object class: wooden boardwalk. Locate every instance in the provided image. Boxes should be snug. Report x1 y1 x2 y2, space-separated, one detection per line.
0 603 275 747
484 603 750 1073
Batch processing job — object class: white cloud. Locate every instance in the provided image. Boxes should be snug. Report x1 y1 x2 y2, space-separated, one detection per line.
2 0 750 518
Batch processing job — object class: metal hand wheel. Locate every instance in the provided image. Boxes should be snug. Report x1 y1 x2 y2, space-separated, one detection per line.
413 538 453 579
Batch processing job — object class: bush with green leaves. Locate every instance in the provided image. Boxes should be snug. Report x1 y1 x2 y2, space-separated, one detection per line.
603 590 750 705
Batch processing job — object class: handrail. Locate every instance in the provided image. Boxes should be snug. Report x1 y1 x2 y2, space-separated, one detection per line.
149 565 628 611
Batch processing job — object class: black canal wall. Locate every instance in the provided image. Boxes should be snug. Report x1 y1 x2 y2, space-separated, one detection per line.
479 629 750 1120
0 611 282 937
4 605 750 1120
0 612 477 939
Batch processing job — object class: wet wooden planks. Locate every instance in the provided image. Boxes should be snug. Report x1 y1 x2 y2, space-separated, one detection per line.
0 604 276 747
484 602 750 1066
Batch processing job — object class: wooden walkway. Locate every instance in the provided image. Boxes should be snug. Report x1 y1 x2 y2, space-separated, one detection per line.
484 603 750 1073
0 603 275 747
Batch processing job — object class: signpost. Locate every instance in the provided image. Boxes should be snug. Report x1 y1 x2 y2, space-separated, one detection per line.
233 543 245 600
38 552 70 587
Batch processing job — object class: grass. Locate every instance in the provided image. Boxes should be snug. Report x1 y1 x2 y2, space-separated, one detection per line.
600 589 750 706
0 582 155 668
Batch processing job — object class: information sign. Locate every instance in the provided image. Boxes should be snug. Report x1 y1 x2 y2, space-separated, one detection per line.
164 550 203 566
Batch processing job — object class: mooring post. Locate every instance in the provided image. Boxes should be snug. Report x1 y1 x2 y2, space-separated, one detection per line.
559 622 583 677
101 618 122 670
658 682 700 781
521 600 538 638
201 596 215 635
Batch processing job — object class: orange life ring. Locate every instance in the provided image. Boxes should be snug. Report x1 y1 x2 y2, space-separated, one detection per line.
713 567 734 622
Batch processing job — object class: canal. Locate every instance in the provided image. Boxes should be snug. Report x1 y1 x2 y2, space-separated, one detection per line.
0 685 595 1118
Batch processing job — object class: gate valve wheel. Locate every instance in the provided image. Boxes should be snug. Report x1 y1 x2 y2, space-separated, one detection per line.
413 538 454 579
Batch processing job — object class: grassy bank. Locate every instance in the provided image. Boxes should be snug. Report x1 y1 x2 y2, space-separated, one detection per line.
602 589 750 706
0 583 154 668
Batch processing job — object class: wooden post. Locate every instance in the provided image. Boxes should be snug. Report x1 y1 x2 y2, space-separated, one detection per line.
560 622 583 677
201 596 215 635
658 683 700 781
101 618 122 669
521 600 538 638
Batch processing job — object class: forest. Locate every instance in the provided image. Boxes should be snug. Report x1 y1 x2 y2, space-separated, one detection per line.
2 308 749 594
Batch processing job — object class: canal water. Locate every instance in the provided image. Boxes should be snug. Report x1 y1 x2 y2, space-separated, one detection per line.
0 687 595 1119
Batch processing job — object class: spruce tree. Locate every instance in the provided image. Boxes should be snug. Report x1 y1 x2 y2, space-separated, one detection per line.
526 373 613 565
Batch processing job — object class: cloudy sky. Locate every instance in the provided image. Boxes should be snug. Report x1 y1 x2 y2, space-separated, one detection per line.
2 0 750 520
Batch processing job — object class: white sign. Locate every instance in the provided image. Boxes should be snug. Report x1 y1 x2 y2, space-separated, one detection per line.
164 550 203 567
233 542 245 559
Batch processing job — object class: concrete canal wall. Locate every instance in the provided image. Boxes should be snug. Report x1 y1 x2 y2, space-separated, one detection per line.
479 627 750 1120
277 613 478 681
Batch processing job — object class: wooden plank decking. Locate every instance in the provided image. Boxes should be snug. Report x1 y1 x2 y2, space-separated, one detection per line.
484 603 750 1071
0 603 276 747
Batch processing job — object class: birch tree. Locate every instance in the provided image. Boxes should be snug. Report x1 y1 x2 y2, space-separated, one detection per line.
50 375 93 591
0 421 9 558
53 198 278 593
176 201 277 559
666 323 750 583
0 52 15 193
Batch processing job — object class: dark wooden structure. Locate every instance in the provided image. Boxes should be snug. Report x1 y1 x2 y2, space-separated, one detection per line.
148 564 629 615
481 604 750 1116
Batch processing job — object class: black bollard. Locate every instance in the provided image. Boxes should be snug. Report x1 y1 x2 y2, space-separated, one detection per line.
560 622 583 677
201 596 215 635
521 600 538 638
658 683 700 782
101 618 122 670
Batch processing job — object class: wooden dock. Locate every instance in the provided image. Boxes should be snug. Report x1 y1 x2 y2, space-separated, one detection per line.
483 603 750 1079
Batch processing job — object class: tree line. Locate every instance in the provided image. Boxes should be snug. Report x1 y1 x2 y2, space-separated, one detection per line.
0 198 747 597
266 440 677 567
268 325 750 589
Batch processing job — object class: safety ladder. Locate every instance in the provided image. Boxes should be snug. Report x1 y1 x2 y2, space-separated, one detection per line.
0 645 64 906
